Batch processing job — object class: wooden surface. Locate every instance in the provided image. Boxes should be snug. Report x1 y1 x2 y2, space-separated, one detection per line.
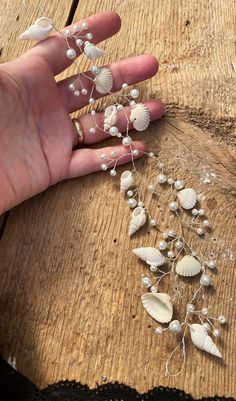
0 0 236 399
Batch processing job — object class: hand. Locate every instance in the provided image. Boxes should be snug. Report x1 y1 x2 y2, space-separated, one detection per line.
0 11 164 214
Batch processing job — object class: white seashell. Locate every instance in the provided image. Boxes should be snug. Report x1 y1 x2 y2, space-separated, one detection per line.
190 324 222 358
84 41 105 60
104 105 118 131
19 17 54 41
177 188 197 210
176 255 202 277
128 207 146 236
120 171 134 193
130 103 150 131
94 68 113 94
133 247 165 267
142 293 173 323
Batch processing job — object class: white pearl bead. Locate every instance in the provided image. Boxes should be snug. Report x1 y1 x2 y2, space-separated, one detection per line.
122 136 132 146
157 173 167 184
203 322 210 331
89 127 95 134
127 190 134 197
218 315 227 324
128 198 137 208
200 274 212 286
175 240 183 250
82 22 89 30
117 104 123 111
203 220 210 227
201 307 209 315
168 230 176 237
138 201 144 207
89 97 95 104
69 83 76 91
132 149 140 156
147 184 155 193
75 38 83 47
207 260 216 269
155 327 163 335
66 48 76 59
122 82 128 89
150 285 157 293
130 88 139 99
86 32 93 40
65 29 72 37
91 110 96 115
74 90 80 97
169 320 181 333
117 133 122 138
149 152 154 158
150 218 157 226
110 169 116 177
192 208 199 216
141 276 152 288
73 24 79 32
159 240 167 251
130 100 136 108
162 231 169 239
111 151 117 158
167 250 175 258
198 208 205 216
196 228 205 236
81 88 88 95
150 265 157 272
91 65 100 74
167 178 175 185
108 126 118 136
213 329 220 337
174 179 185 190
169 201 178 211
101 163 107 171
100 153 106 160
187 303 195 312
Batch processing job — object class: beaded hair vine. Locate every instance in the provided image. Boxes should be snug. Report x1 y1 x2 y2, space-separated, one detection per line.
20 16 228 376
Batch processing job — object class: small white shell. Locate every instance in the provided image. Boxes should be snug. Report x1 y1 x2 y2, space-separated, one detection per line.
142 293 173 323
104 105 118 131
19 17 54 41
94 68 113 94
130 103 150 131
190 324 222 358
84 41 105 60
176 255 202 277
177 188 197 210
120 171 134 193
133 247 165 267
128 207 146 236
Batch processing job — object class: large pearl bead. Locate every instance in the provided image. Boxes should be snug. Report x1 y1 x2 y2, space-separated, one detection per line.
218 315 227 324
174 179 185 190
207 260 216 269
122 136 132 146
141 277 152 288
200 274 212 286
187 303 195 312
130 88 139 99
155 327 163 335
157 174 167 184
110 169 116 177
76 38 83 47
159 240 168 251
169 320 181 333
169 201 178 211
66 48 76 59
128 198 137 208
109 126 119 136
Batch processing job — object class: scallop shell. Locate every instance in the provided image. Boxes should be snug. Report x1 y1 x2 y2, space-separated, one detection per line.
130 103 150 131
133 247 165 267
104 105 118 131
120 171 134 193
142 293 173 323
177 188 197 210
19 17 54 41
176 255 202 277
128 207 146 236
84 41 105 60
94 68 113 94
190 324 222 358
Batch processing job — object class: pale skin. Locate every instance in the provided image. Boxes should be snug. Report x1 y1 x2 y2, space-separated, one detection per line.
0 11 164 215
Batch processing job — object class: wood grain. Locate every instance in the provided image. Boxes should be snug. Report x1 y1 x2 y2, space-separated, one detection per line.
0 0 236 399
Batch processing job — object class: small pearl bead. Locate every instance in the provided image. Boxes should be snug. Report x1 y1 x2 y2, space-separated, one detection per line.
155 327 163 335
91 65 100 74
122 82 128 89
86 32 93 40
66 48 76 59
110 169 116 177
187 303 195 312
162 231 169 239
168 230 176 237
200 274 212 286
203 323 210 331
150 285 157 293
130 88 139 98
127 190 134 197
89 127 95 134
132 149 140 156
100 153 106 160
109 126 119 136
167 250 175 258
81 88 88 95
111 150 117 158
218 315 227 324
207 260 216 269
73 25 79 32
150 218 157 226
82 22 88 30
122 136 132 146
128 198 137 208
89 97 95 104
167 178 175 185
69 83 76 91
91 110 96 115
141 276 152 288
130 100 136 108
198 208 205 216
196 228 205 236
157 174 167 184
169 320 181 333
169 201 178 211
147 184 155 193
101 163 107 171
174 179 185 190
192 208 199 216
159 240 168 251
175 240 183 250
213 329 220 337
149 152 154 158
138 201 144 207
75 38 83 47
65 29 72 37
74 90 80 97
150 265 157 272
117 133 122 138
201 307 209 316
117 104 123 111
203 220 210 227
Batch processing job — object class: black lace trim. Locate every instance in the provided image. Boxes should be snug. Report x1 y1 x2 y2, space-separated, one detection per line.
0 356 234 401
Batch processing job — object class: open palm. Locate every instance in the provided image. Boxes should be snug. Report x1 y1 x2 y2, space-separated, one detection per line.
0 11 164 214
